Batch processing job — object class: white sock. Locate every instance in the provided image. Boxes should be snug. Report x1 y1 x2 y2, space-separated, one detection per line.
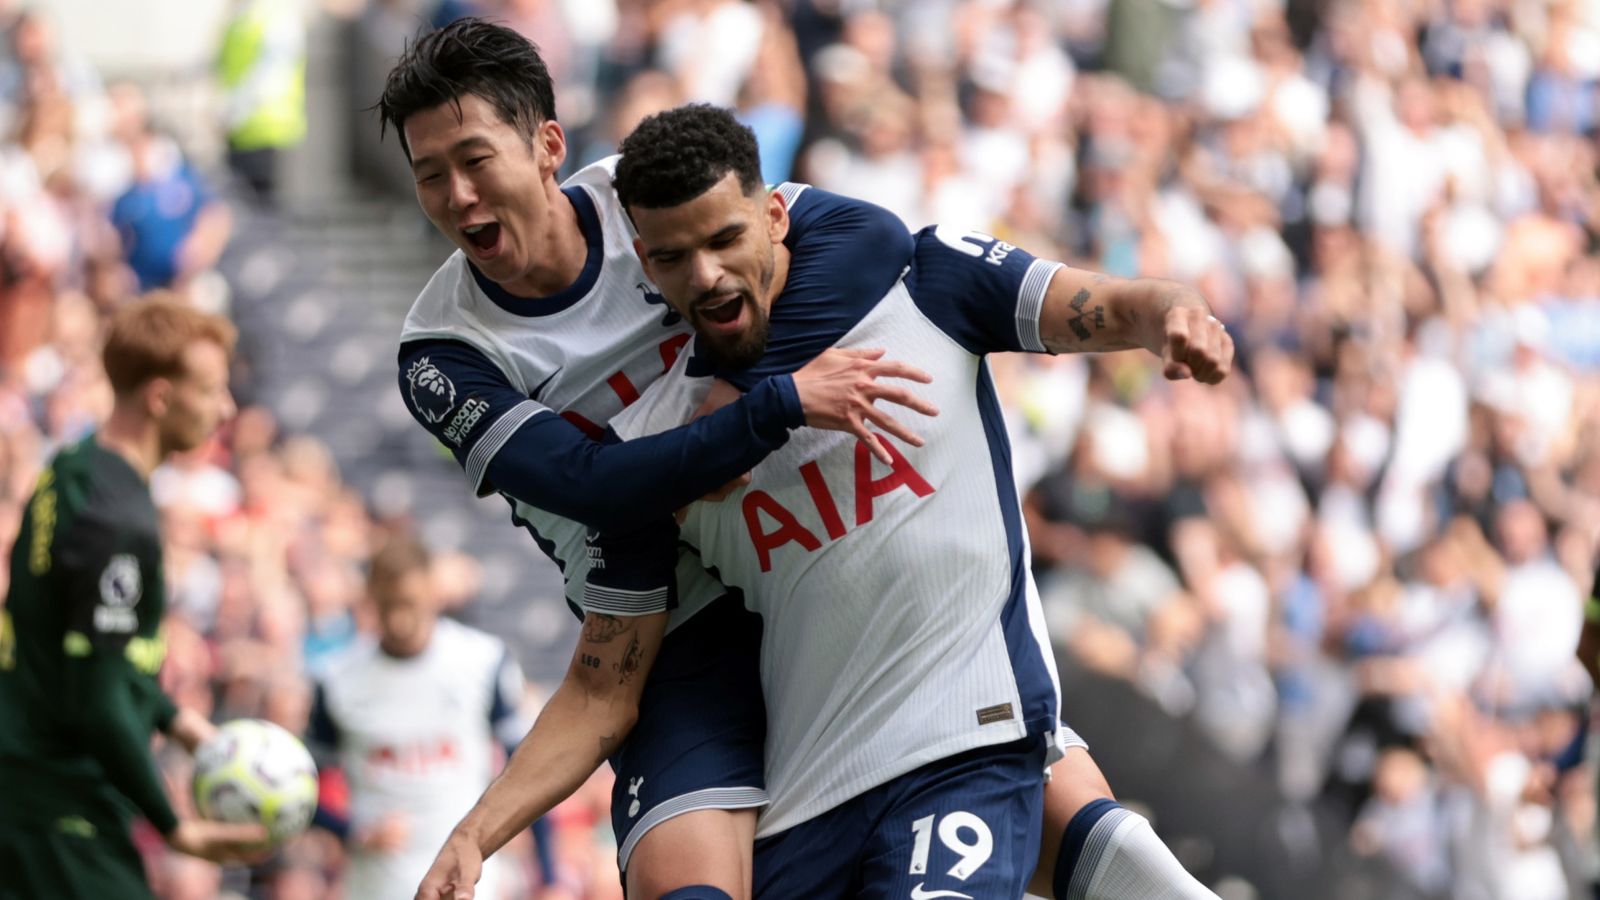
1073 811 1219 900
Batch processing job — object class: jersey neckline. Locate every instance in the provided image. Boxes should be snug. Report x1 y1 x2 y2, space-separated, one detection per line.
467 185 604 318
85 431 153 486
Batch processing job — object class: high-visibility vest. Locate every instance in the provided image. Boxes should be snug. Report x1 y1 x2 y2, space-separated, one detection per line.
217 0 306 150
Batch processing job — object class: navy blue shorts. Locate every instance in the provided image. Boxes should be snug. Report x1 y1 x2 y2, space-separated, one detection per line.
753 737 1047 899
608 595 768 871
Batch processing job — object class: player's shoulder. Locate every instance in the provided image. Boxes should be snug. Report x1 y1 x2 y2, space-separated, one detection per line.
429 618 513 683
318 634 382 685
782 184 908 245
902 224 1042 298
434 617 509 661
561 155 647 256
560 156 626 219
68 438 157 535
400 251 479 341
781 186 912 294
396 255 513 385
562 154 620 191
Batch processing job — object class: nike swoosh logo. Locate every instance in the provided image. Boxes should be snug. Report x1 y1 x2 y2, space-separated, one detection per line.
530 367 562 402
909 886 972 900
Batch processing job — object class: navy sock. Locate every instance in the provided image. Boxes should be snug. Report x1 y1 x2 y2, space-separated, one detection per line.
1055 797 1122 899
658 887 735 900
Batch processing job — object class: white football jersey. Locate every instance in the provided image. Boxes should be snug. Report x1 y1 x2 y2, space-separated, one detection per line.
612 219 1070 837
397 161 859 628
312 618 527 900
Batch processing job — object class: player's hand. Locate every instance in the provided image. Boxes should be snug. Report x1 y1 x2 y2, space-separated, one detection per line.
168 707 218 755
165 818 272 864
357 812 412 853
1160 308 1233 384
416 830 484 900
792 347 938 464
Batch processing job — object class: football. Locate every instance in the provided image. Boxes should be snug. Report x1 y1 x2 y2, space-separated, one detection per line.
193 719 319 844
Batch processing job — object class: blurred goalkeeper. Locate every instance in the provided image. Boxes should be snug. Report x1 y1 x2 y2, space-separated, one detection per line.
0 299 267 900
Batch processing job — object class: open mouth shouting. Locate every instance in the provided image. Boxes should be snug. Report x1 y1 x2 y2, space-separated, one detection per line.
462 222 503 261
693 291 748 336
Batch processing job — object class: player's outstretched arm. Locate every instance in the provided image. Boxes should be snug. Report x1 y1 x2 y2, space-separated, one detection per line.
167 818 272 864
1037 269 1234 383
166 706 219 754
400 341 933 534
417 609 668 900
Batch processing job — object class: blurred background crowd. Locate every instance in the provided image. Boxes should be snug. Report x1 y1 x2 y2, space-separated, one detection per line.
2 0 1599 897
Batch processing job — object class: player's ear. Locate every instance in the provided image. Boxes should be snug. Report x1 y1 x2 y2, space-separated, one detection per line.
534 119 566 178
765 189 789 245
143 376 173 418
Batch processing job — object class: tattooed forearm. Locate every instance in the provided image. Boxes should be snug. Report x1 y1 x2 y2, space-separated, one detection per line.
580 653 601 669
614 633 644 685
582 614 627 643
1065 288 1107 341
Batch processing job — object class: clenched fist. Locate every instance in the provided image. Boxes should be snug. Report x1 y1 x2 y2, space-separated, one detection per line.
1160 308 1233 384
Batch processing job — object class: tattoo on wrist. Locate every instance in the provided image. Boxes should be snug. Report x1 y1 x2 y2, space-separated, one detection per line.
582 614 626 643
580 653 601 669
1066 288 1107 341
615 633 643 685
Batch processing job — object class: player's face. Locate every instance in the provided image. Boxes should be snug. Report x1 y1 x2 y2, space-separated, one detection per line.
372 570 437 657
155 340 235 455
632 173 789 369
405 93 566 289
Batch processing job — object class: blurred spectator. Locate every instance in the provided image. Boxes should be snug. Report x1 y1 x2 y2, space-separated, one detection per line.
217 0 308 206
109 90 232 292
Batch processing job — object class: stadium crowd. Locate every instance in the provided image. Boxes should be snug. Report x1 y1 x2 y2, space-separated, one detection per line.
3 0 1600 896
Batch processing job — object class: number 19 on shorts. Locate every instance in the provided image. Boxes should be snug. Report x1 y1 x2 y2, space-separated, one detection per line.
909 811 993 880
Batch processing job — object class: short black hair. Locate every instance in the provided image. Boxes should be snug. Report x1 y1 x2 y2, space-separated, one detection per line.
613 104 764 211
376 18 557 160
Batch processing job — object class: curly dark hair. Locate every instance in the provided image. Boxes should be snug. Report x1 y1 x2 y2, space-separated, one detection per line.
376 18 557 160
614 104 765 211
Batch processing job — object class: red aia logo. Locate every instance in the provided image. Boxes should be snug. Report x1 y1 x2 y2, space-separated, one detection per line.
742 440 934 572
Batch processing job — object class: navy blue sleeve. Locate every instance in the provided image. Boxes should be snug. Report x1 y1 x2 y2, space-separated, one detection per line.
312 804 351 840
721 186 915 387
398 339 805 534
306 682 350 839
582 518 681 617
901 226 1066 356
530 816 556 885
486 645 532 751
306 681 339 751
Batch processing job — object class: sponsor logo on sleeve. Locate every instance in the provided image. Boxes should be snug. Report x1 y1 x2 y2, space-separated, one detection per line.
95 553 141 634
407 357 457 424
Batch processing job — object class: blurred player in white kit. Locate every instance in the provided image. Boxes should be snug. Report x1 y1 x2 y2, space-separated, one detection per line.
308 536 547 898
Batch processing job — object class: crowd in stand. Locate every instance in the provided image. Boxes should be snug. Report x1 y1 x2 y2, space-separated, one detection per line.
4 0 1600 896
